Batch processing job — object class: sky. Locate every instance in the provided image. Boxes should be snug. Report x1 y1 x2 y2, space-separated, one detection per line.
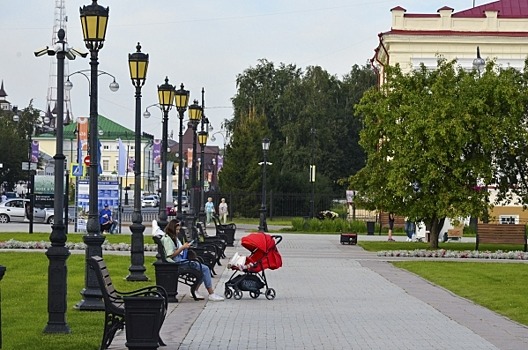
0 0 483 146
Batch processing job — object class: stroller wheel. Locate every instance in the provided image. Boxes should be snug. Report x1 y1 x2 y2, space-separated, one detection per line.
224 288 233 299
249 290 260 299
265 288 276 300
234 290 243 300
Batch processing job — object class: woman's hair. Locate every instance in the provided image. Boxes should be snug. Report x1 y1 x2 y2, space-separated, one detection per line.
165 219 180 238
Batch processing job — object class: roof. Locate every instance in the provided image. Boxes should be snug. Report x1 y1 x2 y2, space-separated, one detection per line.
454 0 528 18
0 80 7 98
38 115 152 141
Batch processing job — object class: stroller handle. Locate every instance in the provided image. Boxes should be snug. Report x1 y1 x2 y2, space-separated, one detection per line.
272 235 283 245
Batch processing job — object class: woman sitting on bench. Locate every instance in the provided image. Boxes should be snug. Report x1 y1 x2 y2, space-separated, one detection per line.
152 219 224 302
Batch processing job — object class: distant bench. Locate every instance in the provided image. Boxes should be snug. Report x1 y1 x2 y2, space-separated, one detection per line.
476 224 527 252
446 226 464 241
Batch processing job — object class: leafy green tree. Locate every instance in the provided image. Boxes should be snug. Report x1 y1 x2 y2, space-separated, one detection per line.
351 59 526 247
225 60 376 201
0 101 41 191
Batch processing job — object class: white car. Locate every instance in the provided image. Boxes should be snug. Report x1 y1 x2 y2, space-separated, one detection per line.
173 195 190 212
141 195 158 208
0 198 54 224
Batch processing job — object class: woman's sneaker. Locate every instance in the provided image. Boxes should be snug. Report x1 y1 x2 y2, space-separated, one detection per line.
209 293 224 302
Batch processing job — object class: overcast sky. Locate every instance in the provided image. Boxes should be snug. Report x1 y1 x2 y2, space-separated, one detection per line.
0 0 482 145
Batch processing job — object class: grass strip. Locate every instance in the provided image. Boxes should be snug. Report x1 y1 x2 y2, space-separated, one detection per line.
393 261 528 326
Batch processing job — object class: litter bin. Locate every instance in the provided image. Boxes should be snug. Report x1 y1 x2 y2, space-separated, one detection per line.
123 296 165 350
366 221 375 235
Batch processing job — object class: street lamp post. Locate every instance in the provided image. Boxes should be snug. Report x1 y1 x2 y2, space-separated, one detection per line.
258 137 270 232
77 0 110 311
127 42 149 281
157 77 175 230
309 127 316 218
187 100 203 226
173 84 190 216
198 125 208 223
35 28 78 333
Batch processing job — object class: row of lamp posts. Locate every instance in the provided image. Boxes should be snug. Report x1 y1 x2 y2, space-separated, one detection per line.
32 0 273 337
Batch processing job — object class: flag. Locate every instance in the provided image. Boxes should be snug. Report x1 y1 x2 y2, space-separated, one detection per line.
31 141 39 163
97 140 103 175
118 138 126 176
153 139 161 164
72 137 83 176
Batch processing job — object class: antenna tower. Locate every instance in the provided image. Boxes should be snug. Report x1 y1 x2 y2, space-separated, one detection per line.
46 0 73 127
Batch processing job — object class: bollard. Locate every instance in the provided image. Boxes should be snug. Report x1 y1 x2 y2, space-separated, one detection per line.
0 265 6 349
123 296 165 350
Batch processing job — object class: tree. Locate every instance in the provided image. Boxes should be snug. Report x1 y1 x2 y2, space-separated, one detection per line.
225 60 376 200
0 101 41 191
350 59 526 248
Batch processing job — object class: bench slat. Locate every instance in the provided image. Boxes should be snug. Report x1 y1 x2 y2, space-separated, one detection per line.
476 224 527 252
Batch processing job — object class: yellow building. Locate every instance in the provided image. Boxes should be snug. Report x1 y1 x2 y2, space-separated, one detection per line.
373 1 528 83
34 115 155 192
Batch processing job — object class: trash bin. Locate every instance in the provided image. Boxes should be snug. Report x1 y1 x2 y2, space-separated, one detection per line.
124 296 165 350
366 221 375 235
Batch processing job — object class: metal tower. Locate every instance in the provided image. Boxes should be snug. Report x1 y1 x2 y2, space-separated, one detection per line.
46 0 73 127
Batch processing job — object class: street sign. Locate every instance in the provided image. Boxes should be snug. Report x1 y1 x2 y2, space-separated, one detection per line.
21 162 37 171
70 163 84 177
84 155 91 166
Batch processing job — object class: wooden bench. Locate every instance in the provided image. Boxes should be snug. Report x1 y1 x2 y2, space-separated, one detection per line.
212 215 236 246
87 256 167 350
152 236 204 302
379 212 405 229
476 224 527 252
447 226 464 241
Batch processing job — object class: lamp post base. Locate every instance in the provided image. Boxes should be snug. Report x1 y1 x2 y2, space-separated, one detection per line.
43 244 71 334
127 222 148 281
76 234 105 311
258 208 268 232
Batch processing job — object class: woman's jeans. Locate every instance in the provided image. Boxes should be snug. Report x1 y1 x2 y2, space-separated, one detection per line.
189 260 212 289
404 221 415 239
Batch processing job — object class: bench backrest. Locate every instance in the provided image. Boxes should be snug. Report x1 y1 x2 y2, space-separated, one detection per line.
476 224 527 251
378 212 405 228
88 256 123 313
153 236 170 263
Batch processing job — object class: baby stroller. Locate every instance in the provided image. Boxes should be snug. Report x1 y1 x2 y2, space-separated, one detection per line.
224 232 282 300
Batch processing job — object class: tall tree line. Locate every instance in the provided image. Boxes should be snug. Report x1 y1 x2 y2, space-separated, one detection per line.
218 59 376 200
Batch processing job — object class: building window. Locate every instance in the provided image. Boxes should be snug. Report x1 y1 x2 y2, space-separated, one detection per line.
103 145 110 150
103 159 109 171
499 215 519 225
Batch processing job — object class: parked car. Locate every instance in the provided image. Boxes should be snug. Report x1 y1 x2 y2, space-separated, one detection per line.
173 195 190 213
0 198 54 224
141 195 158 208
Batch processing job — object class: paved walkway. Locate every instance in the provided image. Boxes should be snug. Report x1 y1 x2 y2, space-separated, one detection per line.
107 231 528 350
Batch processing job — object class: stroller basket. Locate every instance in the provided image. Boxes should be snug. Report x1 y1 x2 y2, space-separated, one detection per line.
224 233 282 300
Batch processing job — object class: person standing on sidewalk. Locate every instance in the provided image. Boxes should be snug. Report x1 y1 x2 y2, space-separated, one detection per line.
205 197 215 226
388 213 395 241
218 198 228 224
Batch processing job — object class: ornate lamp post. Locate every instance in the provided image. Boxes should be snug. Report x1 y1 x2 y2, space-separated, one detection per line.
157 77 175 230
36 28 82 334
127 42 149 281
173 84 190 216
198 126 208 223
77 0 109 311
187 100 203 225
258 137 270 232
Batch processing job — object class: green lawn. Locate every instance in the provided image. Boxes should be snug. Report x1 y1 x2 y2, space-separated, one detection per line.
0 252 157 350
393 261 528 326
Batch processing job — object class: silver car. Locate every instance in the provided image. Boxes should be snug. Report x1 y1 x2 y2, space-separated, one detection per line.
141 195 158 208
0 198 54 224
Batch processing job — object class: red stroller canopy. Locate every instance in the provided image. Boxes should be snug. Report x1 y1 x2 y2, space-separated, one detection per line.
241 232 282 272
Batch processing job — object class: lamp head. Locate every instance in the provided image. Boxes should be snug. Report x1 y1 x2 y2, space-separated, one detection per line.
262 137 270 151
198 130 208 147
128 42 149 88
188 100 203 123
79 0 109 52
174 83 190 111
157 77 175 113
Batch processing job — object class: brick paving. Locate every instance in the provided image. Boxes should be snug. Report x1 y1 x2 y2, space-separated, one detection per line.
108 232 528 350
